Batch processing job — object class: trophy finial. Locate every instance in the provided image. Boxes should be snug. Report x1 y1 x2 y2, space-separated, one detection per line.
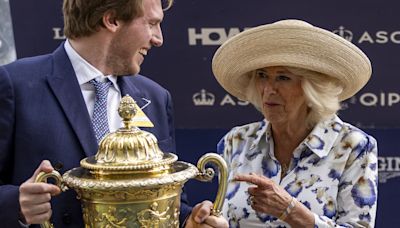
118 95 138 128
83 93 170 169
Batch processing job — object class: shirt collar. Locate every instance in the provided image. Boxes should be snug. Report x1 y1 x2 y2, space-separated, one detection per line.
249 119 270 150
253 115 344 158
304 115 344 158
64 40 119 91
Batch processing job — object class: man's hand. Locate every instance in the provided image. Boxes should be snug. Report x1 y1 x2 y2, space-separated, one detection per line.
185 200 228 228
19 160 61 225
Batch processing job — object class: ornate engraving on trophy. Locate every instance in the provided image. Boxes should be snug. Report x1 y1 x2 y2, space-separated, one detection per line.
82 203 142 228
95 206 129 227
137 202 171 228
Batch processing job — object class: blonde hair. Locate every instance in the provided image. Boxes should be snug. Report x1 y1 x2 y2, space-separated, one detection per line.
246 66 343 128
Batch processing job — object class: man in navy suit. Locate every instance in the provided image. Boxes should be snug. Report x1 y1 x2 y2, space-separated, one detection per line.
0 0 228 227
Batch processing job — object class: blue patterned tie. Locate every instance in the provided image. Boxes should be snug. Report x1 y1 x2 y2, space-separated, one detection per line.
90 79 112 143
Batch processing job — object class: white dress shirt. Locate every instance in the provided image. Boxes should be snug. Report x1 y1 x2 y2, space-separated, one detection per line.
64 40 122 132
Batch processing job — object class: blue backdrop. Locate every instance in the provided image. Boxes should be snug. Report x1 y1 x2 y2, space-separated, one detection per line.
4 0 400 227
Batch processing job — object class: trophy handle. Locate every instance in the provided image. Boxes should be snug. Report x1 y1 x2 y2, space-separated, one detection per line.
196 153 228 216
34 170 66 228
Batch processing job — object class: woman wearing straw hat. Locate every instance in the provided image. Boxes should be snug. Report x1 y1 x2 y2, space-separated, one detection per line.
213 19 377 227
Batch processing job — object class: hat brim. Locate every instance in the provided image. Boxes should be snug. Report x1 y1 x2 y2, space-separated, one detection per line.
212 20 372 101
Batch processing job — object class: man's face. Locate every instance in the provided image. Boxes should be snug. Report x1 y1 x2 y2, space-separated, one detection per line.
108 0 164 76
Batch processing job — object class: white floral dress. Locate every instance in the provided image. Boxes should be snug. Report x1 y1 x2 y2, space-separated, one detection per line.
218 115 378 228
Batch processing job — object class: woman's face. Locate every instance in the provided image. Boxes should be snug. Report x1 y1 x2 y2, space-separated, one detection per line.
255 66 308 125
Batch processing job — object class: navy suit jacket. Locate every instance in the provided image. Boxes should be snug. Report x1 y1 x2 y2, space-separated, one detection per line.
0 44 191 227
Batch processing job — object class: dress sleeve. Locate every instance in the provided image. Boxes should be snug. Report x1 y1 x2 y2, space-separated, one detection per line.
315 132 378 228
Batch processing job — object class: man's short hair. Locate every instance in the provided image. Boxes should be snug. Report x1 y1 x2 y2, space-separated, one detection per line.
63 0 173 39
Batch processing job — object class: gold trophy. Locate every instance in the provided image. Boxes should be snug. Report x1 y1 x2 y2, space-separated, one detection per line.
35 95 228 228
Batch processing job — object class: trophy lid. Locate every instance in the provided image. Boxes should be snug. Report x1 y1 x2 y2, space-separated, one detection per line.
80 95 177 174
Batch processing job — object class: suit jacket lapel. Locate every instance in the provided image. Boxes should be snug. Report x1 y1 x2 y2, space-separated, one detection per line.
117 76 146 108
47 44 98 157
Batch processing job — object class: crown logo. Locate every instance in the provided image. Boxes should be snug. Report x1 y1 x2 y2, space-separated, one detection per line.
333 26 353 42
193 89 215 106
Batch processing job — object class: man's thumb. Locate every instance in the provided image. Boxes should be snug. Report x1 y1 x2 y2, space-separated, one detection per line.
29 160 54 183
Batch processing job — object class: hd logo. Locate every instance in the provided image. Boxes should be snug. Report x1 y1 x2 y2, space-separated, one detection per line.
188 27 250 46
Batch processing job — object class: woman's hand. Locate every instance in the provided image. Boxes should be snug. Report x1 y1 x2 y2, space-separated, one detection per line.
234 173 314 227
234 173 292 218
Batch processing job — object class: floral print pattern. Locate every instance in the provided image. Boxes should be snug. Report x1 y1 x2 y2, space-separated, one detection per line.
218 115 377 227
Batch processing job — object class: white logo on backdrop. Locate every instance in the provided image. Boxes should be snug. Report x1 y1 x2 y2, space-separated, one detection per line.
53 27 66 40
379 156 400 183
333 26 400 44
188 26 400 45
193 90 400 108
193 89 215 106
333 26 353 41
343 92 400 108
188 27 250 46
192 89 250 106
359 92 400 107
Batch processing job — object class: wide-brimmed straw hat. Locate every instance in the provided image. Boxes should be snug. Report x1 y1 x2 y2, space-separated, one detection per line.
212 19 372 101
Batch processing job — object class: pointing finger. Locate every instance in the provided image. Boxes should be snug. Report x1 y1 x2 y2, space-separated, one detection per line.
234 174 270 189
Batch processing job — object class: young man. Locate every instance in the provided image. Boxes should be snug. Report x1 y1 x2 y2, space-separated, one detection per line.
0 0 227 227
